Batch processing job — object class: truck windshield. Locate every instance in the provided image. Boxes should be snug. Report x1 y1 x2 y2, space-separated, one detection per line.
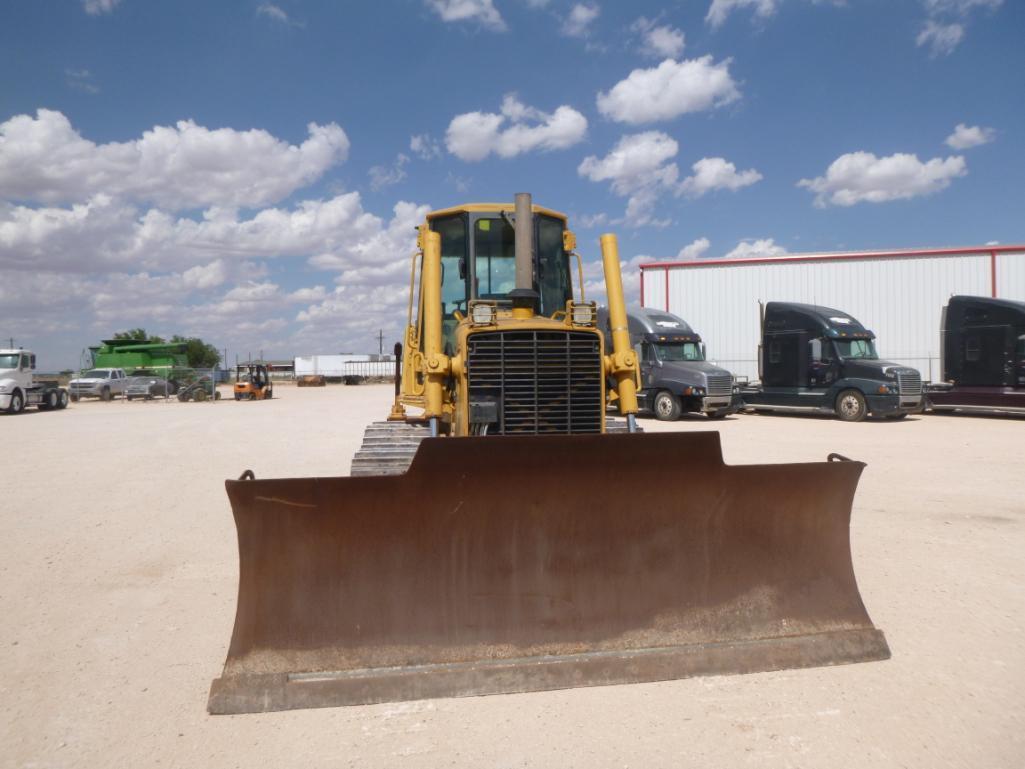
82 369 109 378
653 342 703 362
0 354 20 369
835 339 878 360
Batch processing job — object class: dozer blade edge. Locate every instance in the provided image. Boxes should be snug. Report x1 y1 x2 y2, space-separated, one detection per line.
208 431 889 715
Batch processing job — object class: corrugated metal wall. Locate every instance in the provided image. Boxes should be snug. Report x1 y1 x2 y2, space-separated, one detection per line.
642 251 1025 382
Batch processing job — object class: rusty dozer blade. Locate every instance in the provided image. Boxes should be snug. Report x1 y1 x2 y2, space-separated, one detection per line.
208 431 889 714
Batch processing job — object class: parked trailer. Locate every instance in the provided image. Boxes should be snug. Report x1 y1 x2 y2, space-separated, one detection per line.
925 295 1025 415
0 349 70 413
740 303 923 422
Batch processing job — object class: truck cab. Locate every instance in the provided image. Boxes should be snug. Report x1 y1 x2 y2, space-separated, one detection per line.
925 295 1025 415
599 306 738 420
0 349 70 413
741 302 922 421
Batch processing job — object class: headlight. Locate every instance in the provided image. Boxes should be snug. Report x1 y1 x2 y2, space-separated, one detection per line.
0 385 8 393
570 301 596 326
470 302 496 325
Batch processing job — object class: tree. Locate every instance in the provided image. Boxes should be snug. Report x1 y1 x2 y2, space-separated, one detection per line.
170 335 221 368
113 328 165 344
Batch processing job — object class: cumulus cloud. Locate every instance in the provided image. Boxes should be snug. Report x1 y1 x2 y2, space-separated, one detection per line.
562 4 600 38
578 131 679 225
0 109 349 210
410 133 442 160
256 3 305 27
596 56 740 125
632 17 685 59
677 237 711 259
445 94 587 162
705 0 779 28
83 0 122 14
578 134 759 224
723 238 788 259
678 157 762 198
426 0 506 30
945 123 995 149
798 151 967 207
579 252 656 306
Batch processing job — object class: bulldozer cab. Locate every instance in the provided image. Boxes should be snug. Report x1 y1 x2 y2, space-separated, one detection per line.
427 205 574 353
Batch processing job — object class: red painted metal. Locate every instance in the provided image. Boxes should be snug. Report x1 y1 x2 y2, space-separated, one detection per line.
639 244 1025 272
991 251 998 298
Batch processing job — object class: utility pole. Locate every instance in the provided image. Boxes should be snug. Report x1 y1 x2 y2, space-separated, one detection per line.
376 329 384 356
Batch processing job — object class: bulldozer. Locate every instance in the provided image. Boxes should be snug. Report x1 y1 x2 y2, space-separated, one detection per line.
233 363 273 400
208 194 889 714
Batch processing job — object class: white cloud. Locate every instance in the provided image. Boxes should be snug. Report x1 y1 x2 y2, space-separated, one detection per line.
705 0 779 28
426 0 506 30
945 123 995 149
918 0 1003 55
369 154 410 191
596 56 740 125
580 252 656 306
410 133 442 160
83 0 121 14
723 238 788 259
798 151 967 207
562 4 600 38
445 94 587 162
182 260 228 290
677 157 762 197
578 131 680 226
0 109 349 210
916 20 964 56
632 17 685 59
677 237 711 259
256 3 304 27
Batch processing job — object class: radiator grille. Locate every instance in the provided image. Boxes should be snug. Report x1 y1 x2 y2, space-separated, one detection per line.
466 330 603 434
706 374 733 397
897 370 922 396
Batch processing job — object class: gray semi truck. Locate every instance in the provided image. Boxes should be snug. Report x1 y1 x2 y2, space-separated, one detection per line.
740 302 923 421
598 305 739 420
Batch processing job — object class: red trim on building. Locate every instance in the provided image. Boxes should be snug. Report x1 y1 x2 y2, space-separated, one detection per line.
638 244 1025 272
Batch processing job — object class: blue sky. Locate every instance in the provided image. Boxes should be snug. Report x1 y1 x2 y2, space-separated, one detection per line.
1 0 1022 368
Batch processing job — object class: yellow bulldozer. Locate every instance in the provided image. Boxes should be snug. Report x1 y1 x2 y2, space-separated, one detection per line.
208 194 889 714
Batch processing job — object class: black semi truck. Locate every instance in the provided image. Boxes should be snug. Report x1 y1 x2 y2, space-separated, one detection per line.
925 295 1025 415
598 306 740 420
740 302 923 421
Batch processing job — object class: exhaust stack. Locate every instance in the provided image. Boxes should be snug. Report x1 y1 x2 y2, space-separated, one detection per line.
514 192 533 291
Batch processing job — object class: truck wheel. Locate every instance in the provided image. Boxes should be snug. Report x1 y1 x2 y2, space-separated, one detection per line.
45 390 59 409
653 390 681 421
835 389 867 422
100 386 111 402
58 391 69 409
7 390 24 414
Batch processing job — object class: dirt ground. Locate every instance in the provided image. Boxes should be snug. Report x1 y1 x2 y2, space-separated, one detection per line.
2 384 1023 769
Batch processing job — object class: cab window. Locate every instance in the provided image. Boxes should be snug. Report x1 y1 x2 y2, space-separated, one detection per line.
537 215 571 315
474 218 516 299
432 214 468 353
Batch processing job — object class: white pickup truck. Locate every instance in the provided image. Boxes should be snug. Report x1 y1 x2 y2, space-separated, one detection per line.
69 367 129 401
0 349 70 413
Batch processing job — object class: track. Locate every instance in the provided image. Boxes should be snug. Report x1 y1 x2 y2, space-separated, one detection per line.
349 418 638 477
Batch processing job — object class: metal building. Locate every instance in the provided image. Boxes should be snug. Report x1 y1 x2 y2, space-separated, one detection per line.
639 245 1025 382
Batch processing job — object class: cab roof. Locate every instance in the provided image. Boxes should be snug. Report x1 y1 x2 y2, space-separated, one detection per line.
426 203 567 221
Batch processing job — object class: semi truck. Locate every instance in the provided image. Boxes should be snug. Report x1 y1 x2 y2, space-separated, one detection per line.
0 349 70 413
925 295 1025 415
598 305 739 420
740 302 922 421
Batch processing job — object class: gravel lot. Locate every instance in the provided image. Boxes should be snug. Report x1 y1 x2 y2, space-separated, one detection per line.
2 384 1023 769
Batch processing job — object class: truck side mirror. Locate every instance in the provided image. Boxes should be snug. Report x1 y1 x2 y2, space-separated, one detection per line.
700 344 706 360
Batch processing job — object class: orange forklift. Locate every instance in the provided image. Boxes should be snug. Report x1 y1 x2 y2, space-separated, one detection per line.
233 363 273 400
